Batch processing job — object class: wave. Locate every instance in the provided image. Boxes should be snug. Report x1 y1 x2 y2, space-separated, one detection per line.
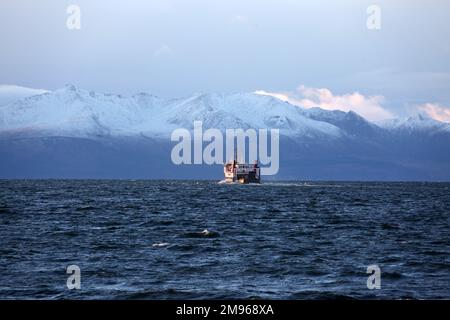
183 229 219 238
152 242 170 248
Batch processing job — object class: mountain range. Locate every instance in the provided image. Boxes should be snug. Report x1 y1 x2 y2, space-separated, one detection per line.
1 85 449 180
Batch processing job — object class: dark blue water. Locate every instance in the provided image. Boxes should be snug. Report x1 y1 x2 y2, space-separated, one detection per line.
0 180 449 299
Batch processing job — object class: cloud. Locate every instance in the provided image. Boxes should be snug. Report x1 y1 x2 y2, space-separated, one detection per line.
153 44 174 58
254 90 290 102
417 103 450 123
255 85 393 121
0 85 49 106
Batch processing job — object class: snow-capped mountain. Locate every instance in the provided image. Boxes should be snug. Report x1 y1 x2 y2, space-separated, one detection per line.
1 85 449 140
0 85 449 180
302 107 383 138
0 85 344 139
377 114 450 134
0 85 167 137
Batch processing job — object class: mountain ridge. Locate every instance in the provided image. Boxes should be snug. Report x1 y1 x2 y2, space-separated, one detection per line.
1 84 448 139
1 85 449 180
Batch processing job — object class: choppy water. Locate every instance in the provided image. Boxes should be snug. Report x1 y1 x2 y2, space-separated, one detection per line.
0 180 449 299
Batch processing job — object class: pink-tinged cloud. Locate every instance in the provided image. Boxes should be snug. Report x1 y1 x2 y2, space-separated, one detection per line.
255 85 393 121
417 103 450 123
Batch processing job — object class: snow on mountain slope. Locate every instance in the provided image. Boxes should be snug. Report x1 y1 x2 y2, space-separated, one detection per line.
1 85 449 141
0 85 343 139
163 92 342 137
377 114 450 134
0 85 170 137
302 107 383 137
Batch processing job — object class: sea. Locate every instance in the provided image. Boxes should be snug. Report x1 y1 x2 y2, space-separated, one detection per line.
0 180 449 299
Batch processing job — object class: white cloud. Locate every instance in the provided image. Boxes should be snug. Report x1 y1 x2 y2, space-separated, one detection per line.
417 103 450 123
255 85 393 121
254 90 290 102
0 85 49 106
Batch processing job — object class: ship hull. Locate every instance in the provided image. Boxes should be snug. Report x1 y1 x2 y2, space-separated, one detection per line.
236 171 260 184
224 170 260 184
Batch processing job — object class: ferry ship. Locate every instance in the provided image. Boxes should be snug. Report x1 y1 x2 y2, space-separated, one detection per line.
223 152 260 184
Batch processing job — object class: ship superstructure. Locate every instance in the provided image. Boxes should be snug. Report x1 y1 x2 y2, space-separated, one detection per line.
223 150 260 184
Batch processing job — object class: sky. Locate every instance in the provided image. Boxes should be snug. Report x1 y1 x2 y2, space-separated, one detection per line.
0 0 450 122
